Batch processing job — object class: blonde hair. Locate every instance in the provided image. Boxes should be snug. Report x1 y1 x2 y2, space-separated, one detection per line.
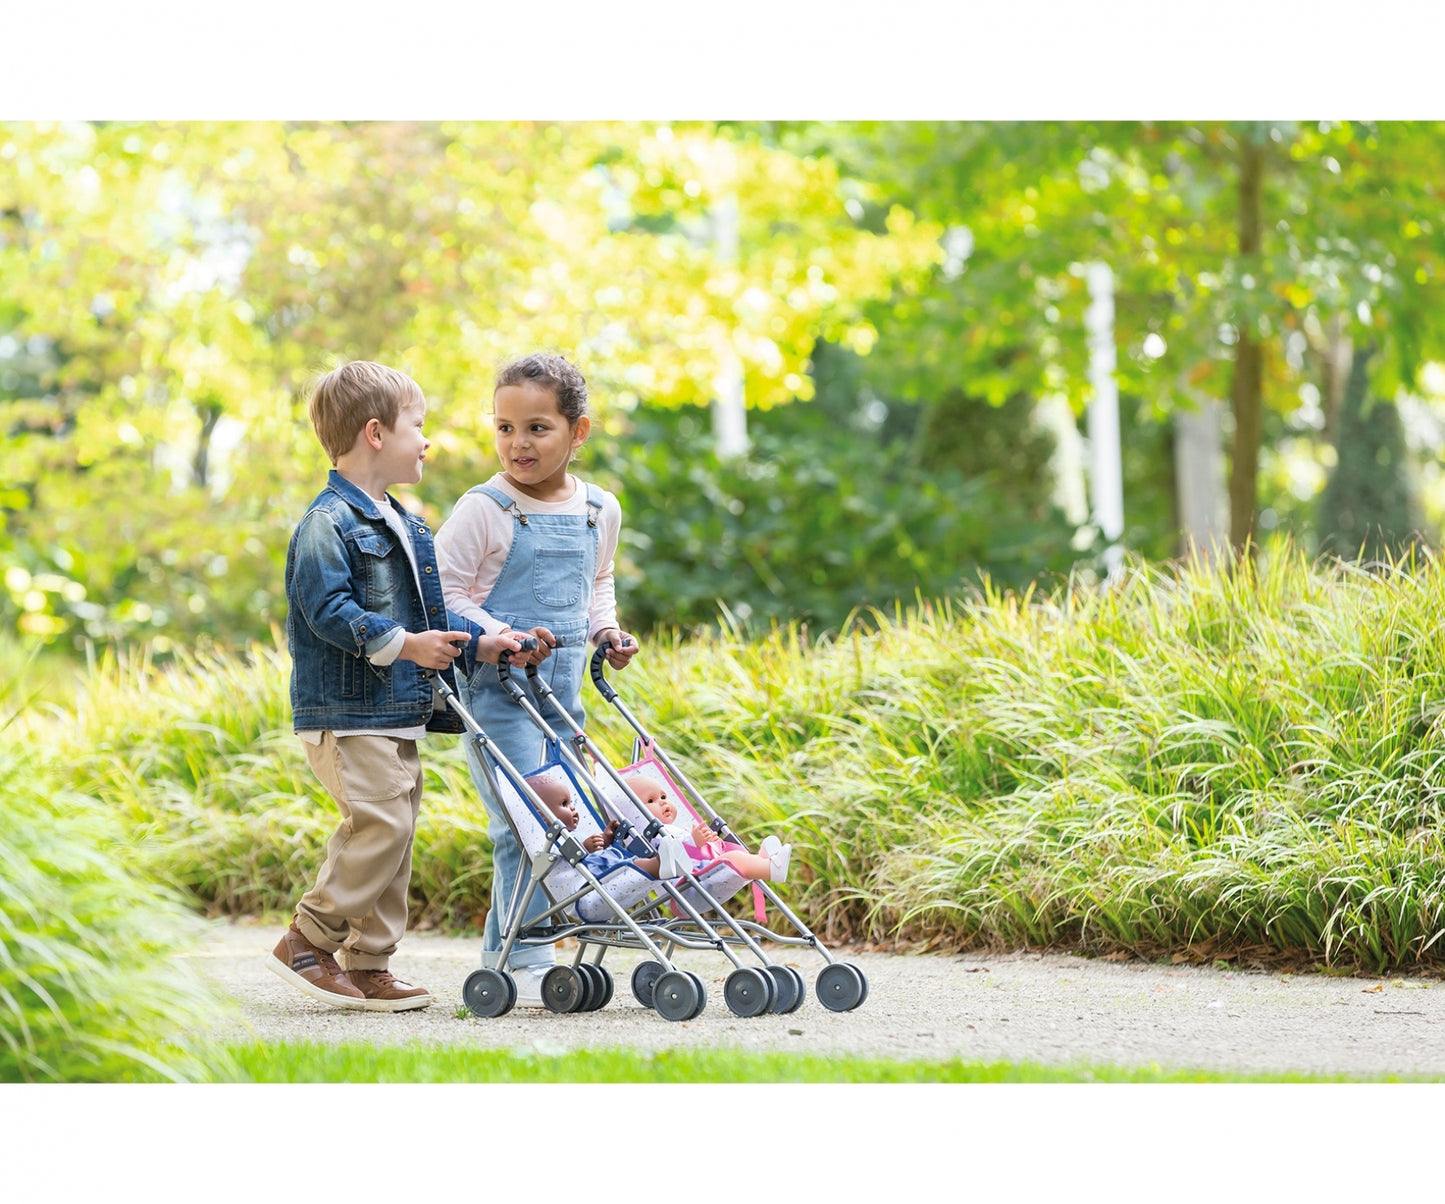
307 361 423 465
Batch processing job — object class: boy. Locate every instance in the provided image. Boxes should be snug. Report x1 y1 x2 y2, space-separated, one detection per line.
270 361 523 1011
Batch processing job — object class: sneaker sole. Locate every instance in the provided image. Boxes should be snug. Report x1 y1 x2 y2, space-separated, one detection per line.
353 990 434 1013
265 953 372 1011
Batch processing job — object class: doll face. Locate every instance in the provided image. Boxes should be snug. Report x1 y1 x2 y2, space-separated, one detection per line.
532 776 578 830
632 775 677 825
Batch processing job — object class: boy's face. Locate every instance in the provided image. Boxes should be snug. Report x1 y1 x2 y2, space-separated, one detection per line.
376 395 429 487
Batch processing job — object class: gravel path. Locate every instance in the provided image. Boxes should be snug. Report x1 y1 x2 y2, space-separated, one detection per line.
190 917 1445 1078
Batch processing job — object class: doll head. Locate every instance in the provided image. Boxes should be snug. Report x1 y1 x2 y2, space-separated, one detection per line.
530 773 579 831
629 773 678 825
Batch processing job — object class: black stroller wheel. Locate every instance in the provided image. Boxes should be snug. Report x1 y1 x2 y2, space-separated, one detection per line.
816 962 866 1012
724 967 774 1018
589 964 615 1010
542 965 589 1014
653 970 703 1022
683 970 707 1019
576 962 612 1011
631 960 664 1009
764 964 804 1014
463 968 516 1018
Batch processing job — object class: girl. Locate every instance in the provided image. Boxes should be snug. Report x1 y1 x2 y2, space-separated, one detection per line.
435 352 638 1006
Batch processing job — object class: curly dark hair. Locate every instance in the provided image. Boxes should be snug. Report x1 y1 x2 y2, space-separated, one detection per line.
494 352 589 423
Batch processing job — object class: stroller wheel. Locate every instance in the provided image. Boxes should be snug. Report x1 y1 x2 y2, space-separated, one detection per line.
589 965 615 1010
684 971 707 1019
576 963 612 1011
631 959 665 1009
764 964 805 1014
653 969 705 1022
725 967 775 1018
463 968 516 1019
542 965 590 1014
816 962 867 1012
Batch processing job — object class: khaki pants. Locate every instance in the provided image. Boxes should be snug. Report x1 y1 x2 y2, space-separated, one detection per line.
295 733 423 971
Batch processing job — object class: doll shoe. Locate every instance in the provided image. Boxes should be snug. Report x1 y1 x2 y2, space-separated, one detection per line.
657 835 688 879
767 842 791 884
760 835 782 858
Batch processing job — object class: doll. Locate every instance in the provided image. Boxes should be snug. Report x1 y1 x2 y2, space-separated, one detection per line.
530 772 789 882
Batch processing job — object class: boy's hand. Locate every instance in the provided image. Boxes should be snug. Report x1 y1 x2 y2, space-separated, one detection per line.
478 631 526 666
595 628 639 670
400 630 474 670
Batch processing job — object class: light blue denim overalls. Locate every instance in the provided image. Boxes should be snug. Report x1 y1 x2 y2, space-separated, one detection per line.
456 481 603 970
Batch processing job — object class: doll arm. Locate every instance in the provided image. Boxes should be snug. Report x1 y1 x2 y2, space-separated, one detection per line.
582 819 619 853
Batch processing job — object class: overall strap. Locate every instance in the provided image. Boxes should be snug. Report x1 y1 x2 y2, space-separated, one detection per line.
469 482 528 526
584 481 604 529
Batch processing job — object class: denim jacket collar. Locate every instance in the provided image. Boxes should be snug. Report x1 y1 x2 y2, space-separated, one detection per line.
325 469 391 522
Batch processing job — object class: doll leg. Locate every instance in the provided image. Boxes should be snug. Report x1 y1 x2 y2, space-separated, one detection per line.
716 850 772 880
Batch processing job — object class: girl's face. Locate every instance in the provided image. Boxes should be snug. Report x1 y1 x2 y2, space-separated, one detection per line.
493 381 589 501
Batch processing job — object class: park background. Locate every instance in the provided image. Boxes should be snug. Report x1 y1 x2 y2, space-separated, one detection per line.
12 106 1445 1089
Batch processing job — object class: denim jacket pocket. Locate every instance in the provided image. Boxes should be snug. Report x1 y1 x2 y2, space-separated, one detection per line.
340 650 362 699
350 527 401 615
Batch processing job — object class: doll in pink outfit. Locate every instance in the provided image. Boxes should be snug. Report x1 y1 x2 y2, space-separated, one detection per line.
531 774 790 883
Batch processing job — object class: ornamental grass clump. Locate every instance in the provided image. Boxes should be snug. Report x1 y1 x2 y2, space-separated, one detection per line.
26 537 1445 972
0 739 236 1082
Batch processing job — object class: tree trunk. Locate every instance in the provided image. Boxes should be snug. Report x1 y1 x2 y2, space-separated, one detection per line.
1228 133 1265 551
193 402 222 490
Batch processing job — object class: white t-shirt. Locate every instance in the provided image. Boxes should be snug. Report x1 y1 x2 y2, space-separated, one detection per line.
435 472 622 642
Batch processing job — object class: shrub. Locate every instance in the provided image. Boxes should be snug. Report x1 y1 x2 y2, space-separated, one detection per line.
0 737 236 1082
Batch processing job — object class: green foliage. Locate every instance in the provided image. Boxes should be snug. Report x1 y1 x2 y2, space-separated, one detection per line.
0 736 236 1081
22 539 1445 974
592 365 1080 634
0 120 938 655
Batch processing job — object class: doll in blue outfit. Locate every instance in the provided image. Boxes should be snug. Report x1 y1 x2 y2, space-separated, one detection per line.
436 352 639 1006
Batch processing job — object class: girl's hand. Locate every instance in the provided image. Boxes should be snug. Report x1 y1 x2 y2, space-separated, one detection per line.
477 631 525 666
516 626 555 667
595 628 639 670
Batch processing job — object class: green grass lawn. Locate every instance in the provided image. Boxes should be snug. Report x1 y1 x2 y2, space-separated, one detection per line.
222 1039 1432 1084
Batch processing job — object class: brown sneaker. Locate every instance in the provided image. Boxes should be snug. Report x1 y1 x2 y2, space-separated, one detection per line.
348 968 433 1012
267 922 368 1010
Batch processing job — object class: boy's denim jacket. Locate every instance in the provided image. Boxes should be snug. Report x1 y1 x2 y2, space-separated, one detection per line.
285 470 480 734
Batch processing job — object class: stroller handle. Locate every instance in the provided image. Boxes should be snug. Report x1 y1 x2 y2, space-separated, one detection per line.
589 637 633 702
492 636 540 697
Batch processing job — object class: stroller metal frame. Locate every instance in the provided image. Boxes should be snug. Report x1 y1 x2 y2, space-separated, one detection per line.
445 641 869 1020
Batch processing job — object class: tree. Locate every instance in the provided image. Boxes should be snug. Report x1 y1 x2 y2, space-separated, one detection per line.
801 121 1445 558
0 121 938 649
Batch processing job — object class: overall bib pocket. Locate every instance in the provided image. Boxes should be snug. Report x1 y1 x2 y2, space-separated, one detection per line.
532 545 585 609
